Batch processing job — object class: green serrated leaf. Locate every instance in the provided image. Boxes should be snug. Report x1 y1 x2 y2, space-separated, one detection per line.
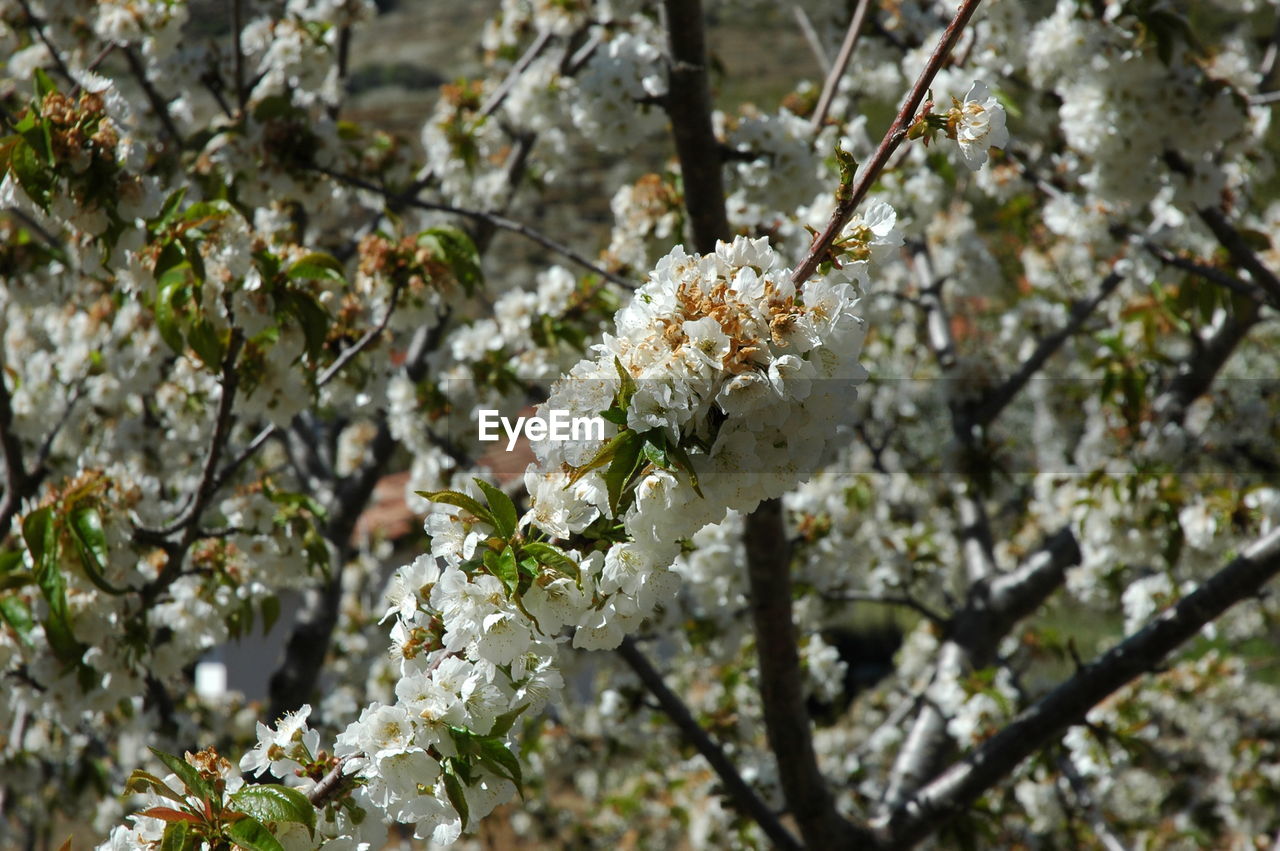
661 437 704 498
0 595 36 646
613 357 637 410
286 252 345 283
491 545 518 595
67 505 126 596
416 490 496 529
277 290 330 360
187 319 226 370
153 187 188 231
148 748 214 803
225 814 285 851
519 542 579 581
229 784 316 839
473 478 517 538
33 68 56 99
604 432 644 516
419 227 483 294
487 706 526 738
159 821 196 851
261 595 281 634
565 430 631 486
10 140 52 209
124 770 188 806
442 768 469 831
474 737 523 796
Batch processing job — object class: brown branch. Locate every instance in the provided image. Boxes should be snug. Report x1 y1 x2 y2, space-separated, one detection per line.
747 498 871 848
661 0 732 252
792 5 831 73
1153 297 1262 427
14 0 74 85
122 46 183 150
306 757 351 807
617 638 803 850
810 0 874 132
971 270 1125 427
792 0 985 286
479 29 554 120
881 529 1080 814
313 165 637 289
876 525 1280 849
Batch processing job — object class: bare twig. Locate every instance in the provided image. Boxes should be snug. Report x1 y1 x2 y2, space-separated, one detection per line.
876 525 1280 849
0 360 32 536
972 270 1125 427
232 0 247 114
617 639 803 851
822 590 947 626
14 0 74 85
122 47 183 150
307 757 351 807
810 0 874 132
793 0 985 286
1144 242 1274 307
315 281 407 387
315 165 636 288
479 29 554 120
792 5 831 73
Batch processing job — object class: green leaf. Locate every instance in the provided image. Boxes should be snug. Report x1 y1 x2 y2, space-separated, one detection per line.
474 737 523 795
10 140 52 209
490 545 518 595
473 478 517 538
23 507 83 665
519 542 579 581
286 252 345 283
153 187 188 231
124 769 189 806
565 430 631 486
0 595 36 646
187 319 226 369
229 785 316 838
261 595 281 634
277 290 330 360
604 431 644 516
442 768 470 831
661 436 704 498
418 227 483 294
416 490 496 529
224 815 285 851
67 505 127 595
159 821 197 851
149 748 214 803
33 68 56 100
487 706 526 738
155 265 194 355
599 406 627 427
613 357 637 410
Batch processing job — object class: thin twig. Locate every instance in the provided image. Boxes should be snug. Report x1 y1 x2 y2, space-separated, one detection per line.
14 0 75 85
822 589 947 626
0 359 31 536
810 0 874 132
1143 242 1275 308
972 270 1125 427
307 757 351 807
479 29 554 120
793 0 985 286
315 280 407 387
617 639 803 851
232 0 247 114
792 5 831 73
314 165 637 288
122 47 183 150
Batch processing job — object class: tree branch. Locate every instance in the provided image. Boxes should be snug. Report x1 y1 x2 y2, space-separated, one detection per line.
876 525 1280 849
661 0 732 252
313 165 637 288
793 0 985 286
0 358 32 536
971 270 1125 428
617 638 803 851
122 47 183 151
747 498 871 848
881 528 1080 814
810 0 874 132
791 5 830 74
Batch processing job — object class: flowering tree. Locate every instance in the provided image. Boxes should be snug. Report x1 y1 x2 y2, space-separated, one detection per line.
2 0 1280 848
